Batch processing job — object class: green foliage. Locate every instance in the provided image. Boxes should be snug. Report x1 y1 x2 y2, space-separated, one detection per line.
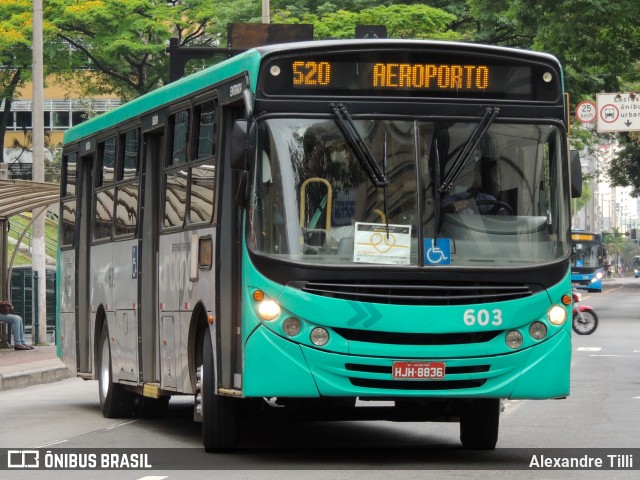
8 213 59 262
47 0 175 99
279 4 459 40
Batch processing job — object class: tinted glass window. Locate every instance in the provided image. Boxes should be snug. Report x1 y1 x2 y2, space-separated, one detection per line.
63 152 77 197
164 171 187 228
61 200 76 247
99 137 116 185
94 189 114 240
170 110 189 166
53 111 70 128
115 183 139 236
189 164 216 223
121 129 139 180
196 100 217 159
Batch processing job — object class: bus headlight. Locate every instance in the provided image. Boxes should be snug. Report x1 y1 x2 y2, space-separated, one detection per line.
595 271 604 280
548 305 567 325
529 321 548 340
310 327 329 346
506 330 523 349
258 300 281 321
282 317 301 336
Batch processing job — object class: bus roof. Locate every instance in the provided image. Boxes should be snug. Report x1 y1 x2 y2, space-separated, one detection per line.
63 48 263 144
63 39 562 145
252 39 561 64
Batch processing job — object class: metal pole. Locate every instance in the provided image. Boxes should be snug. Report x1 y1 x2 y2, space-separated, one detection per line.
262 0 270 23
33 270 40 345
32 0 48 344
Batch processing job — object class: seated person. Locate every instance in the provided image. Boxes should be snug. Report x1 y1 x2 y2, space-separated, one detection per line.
442 189 506 215
0 300 33 350
441 144 509 215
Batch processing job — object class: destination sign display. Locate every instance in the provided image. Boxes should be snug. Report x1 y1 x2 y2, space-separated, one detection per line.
260 50 561 101
571 233 598 242
292 61 491 92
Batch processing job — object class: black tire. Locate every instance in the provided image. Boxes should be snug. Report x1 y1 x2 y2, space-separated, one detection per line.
98 324 136 418
459 398 500 449
202 328 239 452
572 310 598 335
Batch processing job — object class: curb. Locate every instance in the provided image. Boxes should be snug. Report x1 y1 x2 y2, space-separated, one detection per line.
0 365 74 392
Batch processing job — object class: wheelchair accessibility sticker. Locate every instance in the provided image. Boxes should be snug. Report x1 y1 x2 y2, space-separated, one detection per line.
424 238 451 265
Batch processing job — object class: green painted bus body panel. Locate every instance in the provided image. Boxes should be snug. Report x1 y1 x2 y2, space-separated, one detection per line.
242 246 572 399
63 49 263 145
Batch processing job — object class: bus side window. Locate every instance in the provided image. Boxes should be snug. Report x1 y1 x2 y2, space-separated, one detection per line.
189 99 218 224
164 109 190 228
61 152 77 248
115 128 140 237
94 136 116 240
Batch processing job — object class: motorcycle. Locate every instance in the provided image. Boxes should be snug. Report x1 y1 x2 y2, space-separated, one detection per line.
572 290 598 335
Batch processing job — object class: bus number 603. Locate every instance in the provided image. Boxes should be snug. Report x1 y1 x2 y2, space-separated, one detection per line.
463 308 503 326
292 61 331 86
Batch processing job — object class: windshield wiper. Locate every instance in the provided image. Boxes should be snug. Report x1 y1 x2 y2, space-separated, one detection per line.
438 106 499 193
330 103 388 187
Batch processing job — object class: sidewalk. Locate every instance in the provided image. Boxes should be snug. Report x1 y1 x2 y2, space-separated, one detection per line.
0 344 74 391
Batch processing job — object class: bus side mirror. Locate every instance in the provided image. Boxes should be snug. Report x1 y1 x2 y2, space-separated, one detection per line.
230 119 256 171
570 150 582 198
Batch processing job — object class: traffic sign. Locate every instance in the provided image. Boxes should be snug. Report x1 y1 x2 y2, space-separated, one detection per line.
597 93 640 132
576 100 597 123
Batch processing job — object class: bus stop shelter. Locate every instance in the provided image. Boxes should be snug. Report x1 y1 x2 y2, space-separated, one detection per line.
0 178 60 347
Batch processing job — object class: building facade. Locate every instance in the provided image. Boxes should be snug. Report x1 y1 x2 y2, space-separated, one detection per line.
1 78 120 178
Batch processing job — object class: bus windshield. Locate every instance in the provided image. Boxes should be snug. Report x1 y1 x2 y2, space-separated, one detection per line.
248 117 569 267
571 241 603 269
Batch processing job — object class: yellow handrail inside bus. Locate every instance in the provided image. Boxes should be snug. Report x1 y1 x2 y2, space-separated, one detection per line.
372 208 387 224
299 177 333 236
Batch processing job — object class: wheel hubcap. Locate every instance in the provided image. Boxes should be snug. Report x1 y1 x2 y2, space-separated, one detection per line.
100 336 110 398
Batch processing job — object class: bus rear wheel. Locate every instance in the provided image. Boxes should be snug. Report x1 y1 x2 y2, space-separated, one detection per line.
201 328 239 452
459 398 500 449
98 324 135 418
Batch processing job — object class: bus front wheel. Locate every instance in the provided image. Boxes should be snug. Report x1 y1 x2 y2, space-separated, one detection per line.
459 398 500 449
201 328 239 452
98 324 135 418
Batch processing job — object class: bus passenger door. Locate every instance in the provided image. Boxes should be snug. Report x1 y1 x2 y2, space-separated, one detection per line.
217 99 247 390
138 128 163 383
75 151 93 374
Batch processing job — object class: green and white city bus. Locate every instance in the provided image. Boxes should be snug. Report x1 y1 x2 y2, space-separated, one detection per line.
58 39 581 451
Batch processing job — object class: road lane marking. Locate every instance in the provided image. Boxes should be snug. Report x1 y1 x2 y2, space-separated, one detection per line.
137 477 169 480
106 419 138 430
36 439 68 448
577 347 602 351
590 354 640 358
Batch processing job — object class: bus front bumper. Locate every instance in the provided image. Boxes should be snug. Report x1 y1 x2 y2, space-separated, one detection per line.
242 325 571 400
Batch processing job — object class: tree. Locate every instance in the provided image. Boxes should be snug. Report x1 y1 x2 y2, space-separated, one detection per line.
1 0 70 164
45 0 265 100
276 4 459 40
604 228 626 275
47 0 174 100
0 1 32 164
